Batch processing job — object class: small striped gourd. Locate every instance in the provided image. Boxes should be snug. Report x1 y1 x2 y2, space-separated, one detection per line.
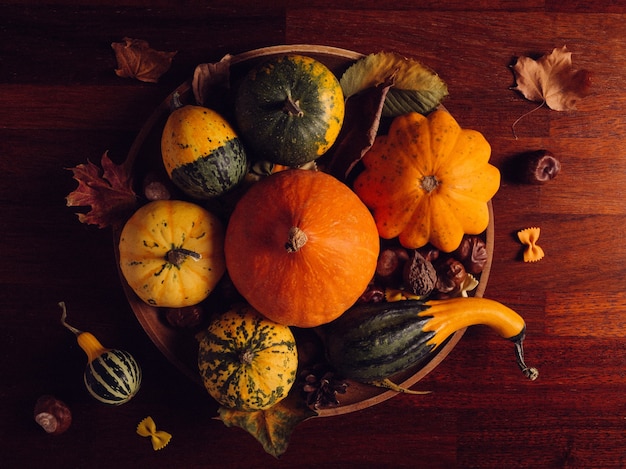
197 304 298 411
322 297 538 393
161 95 248 200
60 302 141 405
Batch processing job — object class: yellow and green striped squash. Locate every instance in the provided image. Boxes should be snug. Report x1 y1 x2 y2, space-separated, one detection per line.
197 304 298 411
161 104 248 200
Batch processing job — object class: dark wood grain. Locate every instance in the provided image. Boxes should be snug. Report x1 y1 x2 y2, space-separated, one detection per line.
2 2 625 468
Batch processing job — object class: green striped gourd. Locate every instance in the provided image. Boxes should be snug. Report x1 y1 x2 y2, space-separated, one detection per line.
161 94 248 200
60 302 142 405
197 304 298 411
322 297 538 393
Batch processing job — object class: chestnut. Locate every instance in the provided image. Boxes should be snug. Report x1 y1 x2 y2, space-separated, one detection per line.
453 235 488 275
434 257 467 293
375 247 409 287
34 395 72 435
165 304 205 328
515 150 561 184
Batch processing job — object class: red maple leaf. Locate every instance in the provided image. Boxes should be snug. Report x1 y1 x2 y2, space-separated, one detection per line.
66 151 138 229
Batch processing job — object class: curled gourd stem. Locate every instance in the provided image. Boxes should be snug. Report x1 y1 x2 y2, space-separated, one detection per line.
59 302 82 336
513 336 539 380
59 301 108 363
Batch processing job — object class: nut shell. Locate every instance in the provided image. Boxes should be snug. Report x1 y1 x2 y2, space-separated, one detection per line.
517 150 561 184
403 251 437 296
34 395 72 435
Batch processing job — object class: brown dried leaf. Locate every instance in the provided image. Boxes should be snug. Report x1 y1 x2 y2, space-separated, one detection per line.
112 37 177 83
66 151 138 229
192 54 234 106
511 46 592 111
322 79 393 182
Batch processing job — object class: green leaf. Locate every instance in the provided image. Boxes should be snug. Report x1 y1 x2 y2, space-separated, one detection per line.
340 51 448 116
216 392 317 458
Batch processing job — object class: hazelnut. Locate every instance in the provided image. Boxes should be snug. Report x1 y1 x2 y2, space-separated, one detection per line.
417 245 440 263
359 284 386 303
34 395 72 435
516 150 561 184
434 257 467 293
142 171 173 200
165 304 204 328
453 235 488 275
375 247 409 286
402 251 437 297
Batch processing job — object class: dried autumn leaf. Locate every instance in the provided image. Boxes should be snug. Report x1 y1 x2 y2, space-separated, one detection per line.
112 37 177 83
511 45 592 111
322 79 392 181
340 51 448 116
216 392 317 458
192 54 233 106
66 151 138 229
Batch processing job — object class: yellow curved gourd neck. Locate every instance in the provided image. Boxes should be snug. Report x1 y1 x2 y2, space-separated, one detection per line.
76 332 109 363
59 302 108 363
421 297 526 348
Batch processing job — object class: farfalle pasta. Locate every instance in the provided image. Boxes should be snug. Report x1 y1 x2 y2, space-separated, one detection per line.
517 227 544 262
136 416 172 451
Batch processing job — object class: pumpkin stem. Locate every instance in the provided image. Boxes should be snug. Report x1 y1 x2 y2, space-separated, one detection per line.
421 175 439 193
166 248 202 267
282 96 304 117
169 91 185 113
285 226 308 253
240 349 256 365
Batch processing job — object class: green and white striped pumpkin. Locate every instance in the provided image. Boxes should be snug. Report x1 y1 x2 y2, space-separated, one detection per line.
60 302 142 406
84 349 142 405
197 304 298 411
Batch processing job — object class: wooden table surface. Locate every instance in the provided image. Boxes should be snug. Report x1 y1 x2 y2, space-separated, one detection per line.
2 1 626 468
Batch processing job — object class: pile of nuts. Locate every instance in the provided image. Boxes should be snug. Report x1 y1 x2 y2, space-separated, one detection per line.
363 234 489 302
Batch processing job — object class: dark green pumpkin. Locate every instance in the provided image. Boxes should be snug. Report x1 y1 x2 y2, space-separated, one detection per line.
234 54 345 167
322 297 537 390
161 103 248 200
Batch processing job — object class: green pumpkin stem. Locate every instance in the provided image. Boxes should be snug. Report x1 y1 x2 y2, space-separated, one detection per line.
285 226 308 253
282 96 304 117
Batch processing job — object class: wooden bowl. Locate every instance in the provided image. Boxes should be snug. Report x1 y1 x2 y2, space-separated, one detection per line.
116 44 494 417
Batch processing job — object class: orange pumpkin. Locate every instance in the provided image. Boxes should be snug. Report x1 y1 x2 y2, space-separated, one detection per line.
353 110 500 252
224 169 380 328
